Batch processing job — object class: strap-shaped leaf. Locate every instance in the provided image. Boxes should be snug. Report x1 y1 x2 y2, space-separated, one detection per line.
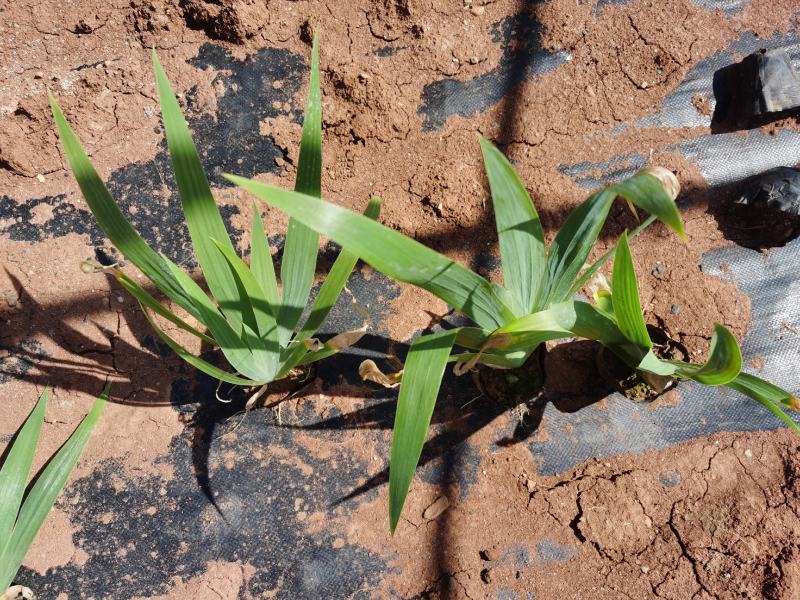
160 257 268 381
728 372 798 411
493 300 640 358
611 232 651 350
153 52 249 332
726 372 799 432
210 238 279 379
0 389 47 557
542 189 616 306
480 138 546 314
295 197 381 342
490 282 523 318
0 387 107 592
140 305 264 386
608 171 684 239
116 272 215 345
226 176 515 331
447 349 528 369
50 96 198 319
250 206 280 308
278 33 322 346
679 324 742 386
389 329 458 533
544 172 684 307
568 214 657 298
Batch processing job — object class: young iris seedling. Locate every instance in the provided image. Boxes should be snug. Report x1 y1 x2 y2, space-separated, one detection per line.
228 141 798 532
228 143 677 514
584 230 800 428
0 387 107 597
50 36 379 402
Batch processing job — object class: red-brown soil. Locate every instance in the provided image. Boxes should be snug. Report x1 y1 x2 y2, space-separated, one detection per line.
1 0 798 598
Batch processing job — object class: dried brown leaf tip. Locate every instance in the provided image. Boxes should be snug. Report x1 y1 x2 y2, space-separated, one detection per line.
359 359 402 388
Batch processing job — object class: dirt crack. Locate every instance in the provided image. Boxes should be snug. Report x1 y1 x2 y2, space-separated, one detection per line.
667 501 712 597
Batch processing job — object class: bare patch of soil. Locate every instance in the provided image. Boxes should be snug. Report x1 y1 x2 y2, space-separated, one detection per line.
348 427 800 599
131 560 251 599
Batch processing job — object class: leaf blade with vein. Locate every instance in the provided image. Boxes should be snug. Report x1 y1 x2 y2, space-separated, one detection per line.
480 138 545 313
250 205 280 307
295 197 381 342
225 176 514 331
0 387 107 592
50 96 197 319
0 389 47 557
160 257 267 380
278 34 322 345
153 51 248 330
678 324 742 386
611 232 652 350
726 372 799 432
389 330 458 533
210 238 280 379
544 172 683 307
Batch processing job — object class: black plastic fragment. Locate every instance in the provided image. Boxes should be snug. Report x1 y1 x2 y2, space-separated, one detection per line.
751 49 800 115
728 166 800 248
712 48 800 130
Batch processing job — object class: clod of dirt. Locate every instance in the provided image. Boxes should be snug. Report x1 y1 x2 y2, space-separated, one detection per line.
299 19 314 45
180 0 267 43
127 0 180 45
728 166 800 248
72 19 95 34
422 495 450 520
763 544 800 600
478 548 497 562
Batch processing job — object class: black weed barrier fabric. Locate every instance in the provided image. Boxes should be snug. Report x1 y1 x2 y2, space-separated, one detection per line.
16 412 389 598
0 43 305 266
12 266 492 598
3 6 800 599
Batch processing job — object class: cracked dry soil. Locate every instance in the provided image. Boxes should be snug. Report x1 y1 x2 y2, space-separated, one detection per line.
536 431 800 600
355 429 800 600
1 0 800 598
